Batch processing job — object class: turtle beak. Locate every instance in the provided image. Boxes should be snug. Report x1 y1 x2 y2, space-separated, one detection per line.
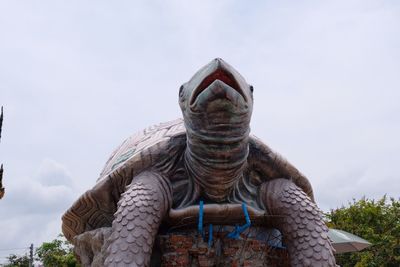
188 58 252 109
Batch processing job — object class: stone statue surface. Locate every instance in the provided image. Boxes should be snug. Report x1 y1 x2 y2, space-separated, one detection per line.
62 58 337 266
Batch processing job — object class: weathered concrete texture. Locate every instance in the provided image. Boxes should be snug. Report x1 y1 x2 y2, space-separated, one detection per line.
73 227 111 267
156 233 290 267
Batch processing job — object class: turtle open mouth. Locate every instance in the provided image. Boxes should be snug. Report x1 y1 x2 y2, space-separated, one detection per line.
190 69 245 106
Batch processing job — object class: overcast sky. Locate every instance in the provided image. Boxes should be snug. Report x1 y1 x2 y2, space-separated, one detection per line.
0 0 399 259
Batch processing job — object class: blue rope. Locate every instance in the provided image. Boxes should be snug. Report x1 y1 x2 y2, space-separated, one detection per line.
199 201 252 243
208 224 213 247
242 202 251 226
198 200 204 239
227 203 251 239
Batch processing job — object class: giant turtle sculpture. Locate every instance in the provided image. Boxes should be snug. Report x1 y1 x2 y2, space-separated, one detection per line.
62 58 337 266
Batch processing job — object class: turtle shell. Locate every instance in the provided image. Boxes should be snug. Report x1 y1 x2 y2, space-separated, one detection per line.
62 119 313 242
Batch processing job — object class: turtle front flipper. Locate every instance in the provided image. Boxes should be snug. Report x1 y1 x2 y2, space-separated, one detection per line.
260 178 337 267
104 171 172 267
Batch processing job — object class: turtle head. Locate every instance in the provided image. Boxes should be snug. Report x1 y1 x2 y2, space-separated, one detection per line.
178 59 254 202
179 58 253 134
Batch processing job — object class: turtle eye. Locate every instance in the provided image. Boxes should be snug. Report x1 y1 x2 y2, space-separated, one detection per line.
250 85 254 93
179 85 184 98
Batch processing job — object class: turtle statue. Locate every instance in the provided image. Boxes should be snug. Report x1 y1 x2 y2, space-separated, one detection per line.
62 58 337 266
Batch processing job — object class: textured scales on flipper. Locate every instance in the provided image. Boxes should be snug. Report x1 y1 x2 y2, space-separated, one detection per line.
104 171 172 267
260 178 337 267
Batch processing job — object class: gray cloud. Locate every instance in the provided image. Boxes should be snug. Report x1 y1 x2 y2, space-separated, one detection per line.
0 159 76 257
36 158 73 187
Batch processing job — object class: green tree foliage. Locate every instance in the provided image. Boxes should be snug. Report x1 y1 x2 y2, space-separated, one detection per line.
326 196 400 267
35 235 80 267
3 236 79 267
4 254 29 267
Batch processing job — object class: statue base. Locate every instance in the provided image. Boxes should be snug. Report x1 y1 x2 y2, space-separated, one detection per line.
73 227 290 267
153 231 290 267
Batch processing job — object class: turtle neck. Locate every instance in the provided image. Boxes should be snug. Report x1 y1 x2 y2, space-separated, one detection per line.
184 118 250 203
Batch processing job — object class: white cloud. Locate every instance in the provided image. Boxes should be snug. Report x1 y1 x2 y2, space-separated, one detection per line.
0 0 399 259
